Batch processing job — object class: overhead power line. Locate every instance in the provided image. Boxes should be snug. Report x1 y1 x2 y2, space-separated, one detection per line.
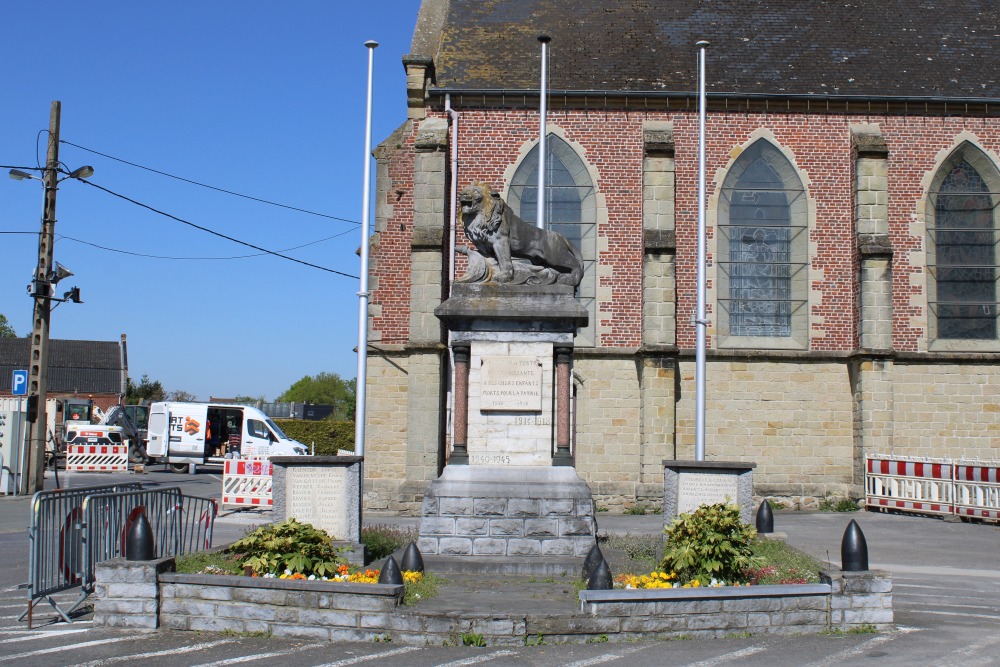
60 140 362 226
57 228 356 260
77 178 359 279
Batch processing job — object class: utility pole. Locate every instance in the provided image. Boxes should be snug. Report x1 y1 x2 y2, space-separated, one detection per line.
25 101 61 494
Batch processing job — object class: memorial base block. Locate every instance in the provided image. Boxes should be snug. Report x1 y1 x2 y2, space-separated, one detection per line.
663 460 756 526
418 466 597 565
271 456 365 564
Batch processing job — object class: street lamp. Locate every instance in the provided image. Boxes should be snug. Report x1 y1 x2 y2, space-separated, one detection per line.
8 100 93 494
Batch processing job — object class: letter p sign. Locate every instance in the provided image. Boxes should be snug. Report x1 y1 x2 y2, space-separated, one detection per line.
12 370 28 396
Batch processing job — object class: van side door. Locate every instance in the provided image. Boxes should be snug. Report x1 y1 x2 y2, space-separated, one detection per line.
147 404 169 458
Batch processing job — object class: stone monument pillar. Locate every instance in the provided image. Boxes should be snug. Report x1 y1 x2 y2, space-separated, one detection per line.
417 183 595 570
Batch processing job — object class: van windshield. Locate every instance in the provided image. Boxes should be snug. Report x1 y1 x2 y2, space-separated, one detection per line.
266 418 288 440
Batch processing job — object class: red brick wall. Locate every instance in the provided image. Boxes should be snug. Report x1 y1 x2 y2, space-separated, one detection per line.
371 109 1000 353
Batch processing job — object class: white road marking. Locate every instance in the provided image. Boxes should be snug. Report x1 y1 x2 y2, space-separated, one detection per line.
800 628 919 667
188 642 326 667
434 649 518 667
682 644 768 666
1 635 135 662
0 627 91 643
932 634 1000 667
312 646 422 667
905 609 1000 620
75 639 237 667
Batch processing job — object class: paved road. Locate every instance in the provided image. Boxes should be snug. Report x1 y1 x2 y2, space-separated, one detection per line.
0 469 998 666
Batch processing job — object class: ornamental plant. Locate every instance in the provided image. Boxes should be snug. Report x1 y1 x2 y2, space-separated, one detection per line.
228 518 348 577
659 502 763 584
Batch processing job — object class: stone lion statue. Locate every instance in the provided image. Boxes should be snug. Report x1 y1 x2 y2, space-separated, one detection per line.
457 182 584 287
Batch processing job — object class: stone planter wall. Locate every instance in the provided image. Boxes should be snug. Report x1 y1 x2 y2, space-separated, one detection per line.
93 560 891 643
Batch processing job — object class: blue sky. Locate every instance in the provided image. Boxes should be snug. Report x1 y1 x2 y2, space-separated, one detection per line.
1 2 420 400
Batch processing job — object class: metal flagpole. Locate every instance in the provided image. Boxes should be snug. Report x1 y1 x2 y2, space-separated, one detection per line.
354 40 378 458
536 35 551 230
695 41 709 462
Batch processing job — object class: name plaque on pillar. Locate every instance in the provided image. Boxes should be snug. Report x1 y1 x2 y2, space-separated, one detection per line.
286 466 347 539
676 472 739 514
480 356 543 411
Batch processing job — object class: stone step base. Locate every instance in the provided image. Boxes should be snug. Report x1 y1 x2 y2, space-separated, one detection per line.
422 555 582 576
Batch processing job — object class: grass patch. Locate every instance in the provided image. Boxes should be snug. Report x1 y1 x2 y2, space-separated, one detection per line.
220 628 270 638
819 495 860 512
624 505 648 515
765 499 788 511
746 538 823 584
524 633 545 646
361 524 418 562
403 573 443 605
822 624 878 636
174 550 243 575
461 632 486 647
597 532 663 576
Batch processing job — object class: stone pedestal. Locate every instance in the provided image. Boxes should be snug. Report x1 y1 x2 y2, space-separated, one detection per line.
663 460 756 525
418 465 596 569
426 282 594 566
271 456 365 564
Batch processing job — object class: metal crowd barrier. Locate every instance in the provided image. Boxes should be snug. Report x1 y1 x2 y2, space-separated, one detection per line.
24 482 142 625
866 454 1000 521
23 482 217 627
81 487 217 577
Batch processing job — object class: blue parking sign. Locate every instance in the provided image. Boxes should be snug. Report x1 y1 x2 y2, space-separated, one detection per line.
11 370 28 396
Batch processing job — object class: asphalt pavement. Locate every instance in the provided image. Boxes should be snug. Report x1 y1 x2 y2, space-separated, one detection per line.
0 467 997 666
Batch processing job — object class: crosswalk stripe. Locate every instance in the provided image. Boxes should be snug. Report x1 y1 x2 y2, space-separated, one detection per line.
434 649 519 667
682 644 768 667
75 640 238 667
2 635 135 661
186 642 326 667
312 646 422 667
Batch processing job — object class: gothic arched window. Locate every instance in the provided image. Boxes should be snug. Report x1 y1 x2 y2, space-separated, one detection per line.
507 135 597 346
927 145 1000 345
717 140 809 348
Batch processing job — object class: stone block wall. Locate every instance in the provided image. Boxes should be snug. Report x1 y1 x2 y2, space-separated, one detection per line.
822 569 894 628
676 358 856 504
160 573 404 641
93 557 175 630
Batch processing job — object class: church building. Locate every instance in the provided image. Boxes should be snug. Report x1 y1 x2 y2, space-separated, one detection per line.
363 0 1000 512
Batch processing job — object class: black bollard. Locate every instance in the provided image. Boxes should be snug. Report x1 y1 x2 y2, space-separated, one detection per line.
378 555 405 585
587 559 613 590
125 511 155 561
399 542 424 573
841 519 869 571
581 542 604 581
755 500 774 534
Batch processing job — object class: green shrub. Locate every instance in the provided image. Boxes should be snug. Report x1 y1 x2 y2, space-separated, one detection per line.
274 420 354 455
660 503 763 584
227 518 348 577
624 504 648 515
361 524 418 562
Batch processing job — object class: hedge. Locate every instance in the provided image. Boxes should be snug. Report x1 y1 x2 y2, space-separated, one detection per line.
274 420 354 455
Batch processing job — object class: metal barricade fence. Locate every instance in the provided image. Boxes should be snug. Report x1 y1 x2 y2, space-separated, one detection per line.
24 482 142 625
81 487 218 579
24 483 217 627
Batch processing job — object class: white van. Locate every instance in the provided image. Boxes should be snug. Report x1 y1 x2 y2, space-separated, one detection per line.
146 402 306 472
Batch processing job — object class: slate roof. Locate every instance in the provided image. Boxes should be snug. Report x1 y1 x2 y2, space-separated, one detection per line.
0 338 124 394
417 0 1000 99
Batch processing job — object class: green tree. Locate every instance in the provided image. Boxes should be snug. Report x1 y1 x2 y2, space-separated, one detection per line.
125 374 166 404
168 389 198 402
0 314 16 338
277 372 356 420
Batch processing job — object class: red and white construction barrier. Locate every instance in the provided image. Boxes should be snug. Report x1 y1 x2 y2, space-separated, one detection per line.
65 444 129 472
866 454 1000 521
222 458 272 508
954 463 1000 521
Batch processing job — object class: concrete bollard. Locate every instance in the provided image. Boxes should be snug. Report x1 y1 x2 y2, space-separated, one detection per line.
378 555 404 585
841 519 869 571
400 542 424 573
125 511 155 561
582 542 604 581
587 559 613 590
755 500 774 534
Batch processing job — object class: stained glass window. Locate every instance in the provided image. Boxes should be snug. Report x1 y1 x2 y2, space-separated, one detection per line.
931 159 998 340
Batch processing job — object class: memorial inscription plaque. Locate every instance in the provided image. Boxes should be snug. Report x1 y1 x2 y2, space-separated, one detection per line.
480 355 543 411
286 466 347 539
676 471 739 514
